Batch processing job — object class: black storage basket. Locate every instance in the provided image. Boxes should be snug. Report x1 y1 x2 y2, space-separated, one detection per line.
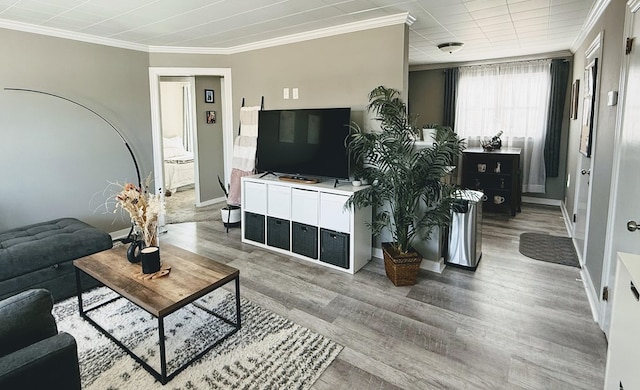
292 222 318 259
244 212 265 243
320 228 350 269
267 217 290 250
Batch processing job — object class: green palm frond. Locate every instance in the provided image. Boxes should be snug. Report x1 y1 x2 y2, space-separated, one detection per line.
346 86 464 254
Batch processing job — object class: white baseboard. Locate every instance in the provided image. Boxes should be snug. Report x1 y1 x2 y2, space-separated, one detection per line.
579 259 601 323
522 196 562 206
560 202 574 237
197 196 226 207
372 248 446 274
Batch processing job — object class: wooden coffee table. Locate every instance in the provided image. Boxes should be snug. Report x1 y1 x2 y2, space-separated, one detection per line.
74 243 241 384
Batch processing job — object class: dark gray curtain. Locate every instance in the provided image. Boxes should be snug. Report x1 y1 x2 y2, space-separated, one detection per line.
443 68 459 129
544 59 570 177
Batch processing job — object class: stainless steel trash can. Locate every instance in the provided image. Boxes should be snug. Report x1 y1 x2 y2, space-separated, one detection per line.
446 190 483 270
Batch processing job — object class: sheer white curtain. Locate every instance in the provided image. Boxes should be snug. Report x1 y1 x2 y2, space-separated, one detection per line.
455 59 551 193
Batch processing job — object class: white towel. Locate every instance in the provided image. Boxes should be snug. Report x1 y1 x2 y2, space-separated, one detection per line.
226 105 261 206
232 135 258 172
239 106 260 137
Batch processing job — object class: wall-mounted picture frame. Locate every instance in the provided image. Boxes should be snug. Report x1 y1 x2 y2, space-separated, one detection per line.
579 58 597 157
204 89 214 103
570 79 580 120
206 110 216 124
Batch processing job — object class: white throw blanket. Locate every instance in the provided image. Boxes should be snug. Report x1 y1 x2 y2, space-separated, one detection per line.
227 106 260 206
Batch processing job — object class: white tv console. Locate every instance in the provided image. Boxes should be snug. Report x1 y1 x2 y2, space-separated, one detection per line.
241 174 372 274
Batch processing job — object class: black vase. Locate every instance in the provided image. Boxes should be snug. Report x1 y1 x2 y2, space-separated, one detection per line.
126 240 144 263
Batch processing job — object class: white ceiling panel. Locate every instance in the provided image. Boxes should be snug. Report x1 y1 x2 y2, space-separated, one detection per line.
0 0 597 64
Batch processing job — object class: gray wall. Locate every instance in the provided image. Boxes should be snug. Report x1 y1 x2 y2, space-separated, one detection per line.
1 23 408 235
408 68 444 126
566 0 626 295
194 76 225 201
150 24 408 133
408 60 571 201
0 28 152 233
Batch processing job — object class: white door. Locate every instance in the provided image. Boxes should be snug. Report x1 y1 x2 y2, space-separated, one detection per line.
572 40 601 263
601 1 640 336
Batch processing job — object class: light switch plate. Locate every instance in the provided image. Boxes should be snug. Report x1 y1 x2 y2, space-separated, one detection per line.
292 88 299 99
283 88 289 99
607 91 618 106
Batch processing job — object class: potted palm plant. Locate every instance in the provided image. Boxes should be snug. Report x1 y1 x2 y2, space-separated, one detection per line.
347 86 463 286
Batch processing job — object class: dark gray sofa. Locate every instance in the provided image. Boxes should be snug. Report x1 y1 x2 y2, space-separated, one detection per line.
0 218 113 302
0 289 81 389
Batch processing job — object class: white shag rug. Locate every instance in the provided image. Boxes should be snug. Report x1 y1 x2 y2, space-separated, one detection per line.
54 287 342 389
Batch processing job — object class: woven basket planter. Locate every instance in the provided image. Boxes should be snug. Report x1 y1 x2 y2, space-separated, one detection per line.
382 243 422 286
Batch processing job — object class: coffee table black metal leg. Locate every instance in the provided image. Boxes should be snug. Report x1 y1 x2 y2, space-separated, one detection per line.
235 275 241 329
159 316 167 384
75 267 84 315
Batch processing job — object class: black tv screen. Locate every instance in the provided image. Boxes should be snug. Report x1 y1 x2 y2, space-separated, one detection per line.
256 108 351 180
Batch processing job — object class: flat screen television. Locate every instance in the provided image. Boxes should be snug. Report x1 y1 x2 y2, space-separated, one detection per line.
256 108 351 180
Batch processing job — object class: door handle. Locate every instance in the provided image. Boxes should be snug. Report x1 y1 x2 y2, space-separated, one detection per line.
628 220 640 232
581 169 591 175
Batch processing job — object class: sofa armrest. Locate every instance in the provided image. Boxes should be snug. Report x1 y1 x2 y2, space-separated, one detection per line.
0 289 57 357
0 332 81 390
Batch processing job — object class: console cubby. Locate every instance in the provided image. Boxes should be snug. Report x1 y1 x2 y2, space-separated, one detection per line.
461 147 521 216
320 229 350 269
244 212 265 243
267 217 290 250
241 175 372 274
292 222 318 259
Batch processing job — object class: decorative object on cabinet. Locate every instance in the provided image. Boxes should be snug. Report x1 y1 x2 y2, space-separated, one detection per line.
346 86 464 286
480 130 503 151
461 147 521 217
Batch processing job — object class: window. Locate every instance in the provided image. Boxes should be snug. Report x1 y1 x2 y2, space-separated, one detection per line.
455 59 551 193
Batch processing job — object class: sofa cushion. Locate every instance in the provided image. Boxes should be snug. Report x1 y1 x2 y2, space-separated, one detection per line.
0 289 57 357
0 218 112 282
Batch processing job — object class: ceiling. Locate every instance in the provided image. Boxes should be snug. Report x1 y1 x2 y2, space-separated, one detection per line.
0 0 600 65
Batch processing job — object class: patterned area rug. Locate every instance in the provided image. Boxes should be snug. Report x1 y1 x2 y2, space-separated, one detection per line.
54 287 342 389
519 232 579 267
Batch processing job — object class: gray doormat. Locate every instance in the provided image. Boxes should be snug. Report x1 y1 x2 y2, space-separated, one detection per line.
519 232 579 267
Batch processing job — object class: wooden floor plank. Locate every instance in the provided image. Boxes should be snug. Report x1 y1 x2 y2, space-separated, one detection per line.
159 203 607 389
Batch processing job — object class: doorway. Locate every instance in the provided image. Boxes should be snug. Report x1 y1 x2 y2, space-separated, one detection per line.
148 67 234 227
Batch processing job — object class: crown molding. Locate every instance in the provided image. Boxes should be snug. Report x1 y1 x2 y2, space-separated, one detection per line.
2 12 413 55
570 0 612 52
0 18 148 52
224 12 413 55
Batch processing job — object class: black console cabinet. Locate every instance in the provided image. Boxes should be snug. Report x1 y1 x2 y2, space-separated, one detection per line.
461 147 521 217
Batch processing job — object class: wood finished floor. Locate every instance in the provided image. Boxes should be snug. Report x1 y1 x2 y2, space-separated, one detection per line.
160 203 607 389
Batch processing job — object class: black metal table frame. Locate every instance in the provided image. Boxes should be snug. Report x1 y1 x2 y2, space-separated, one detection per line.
75 268 241 385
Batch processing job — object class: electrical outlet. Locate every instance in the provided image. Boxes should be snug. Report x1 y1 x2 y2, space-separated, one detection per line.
283 88 289 99
292 88 299 99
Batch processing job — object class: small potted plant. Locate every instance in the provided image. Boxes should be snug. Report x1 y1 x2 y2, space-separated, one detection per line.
218 176 241 228
347 86 464 286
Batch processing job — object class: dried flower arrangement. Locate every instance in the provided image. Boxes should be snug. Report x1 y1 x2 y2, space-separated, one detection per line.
111 175 164 247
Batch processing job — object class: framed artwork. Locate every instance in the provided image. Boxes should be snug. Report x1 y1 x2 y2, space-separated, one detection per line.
570 79 580 120
206 110 216 124
204 89 214 103
579 58 597 157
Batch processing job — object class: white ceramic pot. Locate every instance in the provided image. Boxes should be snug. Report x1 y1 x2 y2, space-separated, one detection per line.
220 206 241 226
